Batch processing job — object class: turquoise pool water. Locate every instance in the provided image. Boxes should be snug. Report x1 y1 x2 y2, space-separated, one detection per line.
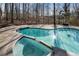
17 27 79 55
13 36 52 56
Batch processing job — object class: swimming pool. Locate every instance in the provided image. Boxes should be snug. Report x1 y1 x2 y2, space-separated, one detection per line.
17 27 79 55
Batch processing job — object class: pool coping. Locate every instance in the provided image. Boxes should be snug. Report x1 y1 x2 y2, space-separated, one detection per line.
16 25 79 30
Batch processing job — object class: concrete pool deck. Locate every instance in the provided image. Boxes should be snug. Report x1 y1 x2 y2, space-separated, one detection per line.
0 25 79 56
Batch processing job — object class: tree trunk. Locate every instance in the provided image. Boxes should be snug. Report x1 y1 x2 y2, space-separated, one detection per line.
11 3 14 24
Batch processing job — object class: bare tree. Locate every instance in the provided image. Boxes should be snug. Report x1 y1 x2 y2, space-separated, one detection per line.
40 3 44 24
46 3 49 24
23 3 25 21
15 3 20 22
63 3 70 25
10 3 14 24
73 3 79 19
5 3 8 24
0 4 2 24
35 3 40 24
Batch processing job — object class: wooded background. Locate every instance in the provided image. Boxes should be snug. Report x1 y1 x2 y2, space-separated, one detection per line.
0 3 79 27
